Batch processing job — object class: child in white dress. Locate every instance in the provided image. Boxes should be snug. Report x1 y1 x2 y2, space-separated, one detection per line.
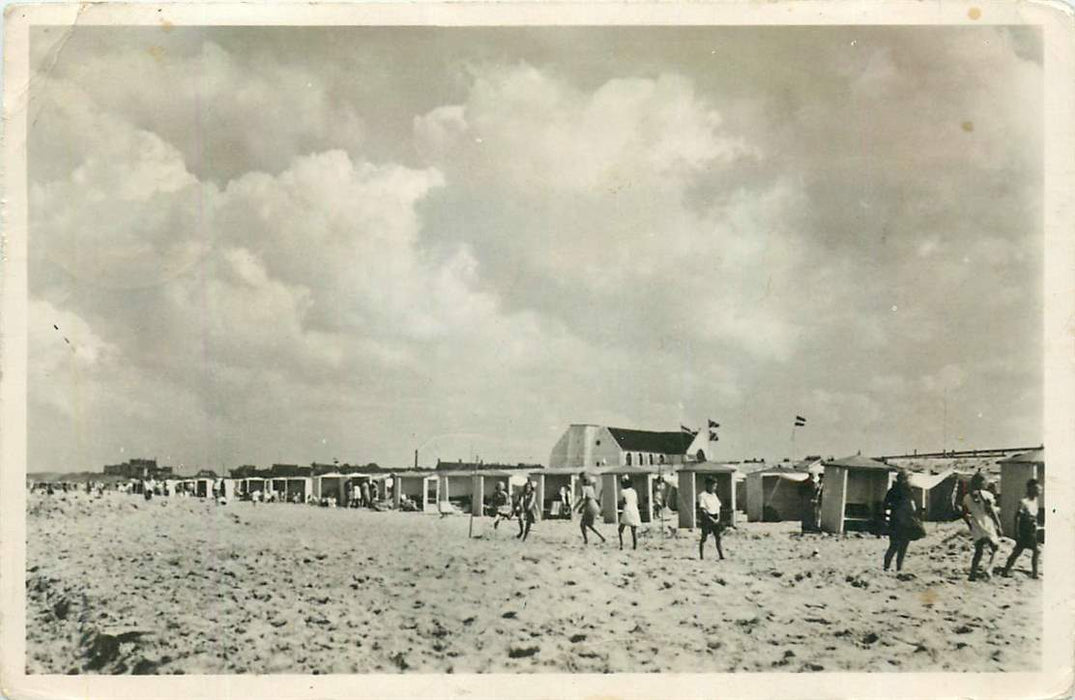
962 473 1003 581
618 475 641 551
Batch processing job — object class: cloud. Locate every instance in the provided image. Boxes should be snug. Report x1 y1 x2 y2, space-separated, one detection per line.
28 72 608 468
414 64 801 368
31 34 365 184
26 27 1044 471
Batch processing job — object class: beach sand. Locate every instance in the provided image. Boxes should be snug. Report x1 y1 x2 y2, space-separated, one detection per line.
26 491 1040 674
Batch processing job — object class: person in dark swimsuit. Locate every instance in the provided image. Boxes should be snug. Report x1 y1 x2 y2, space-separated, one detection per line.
882 471 918 572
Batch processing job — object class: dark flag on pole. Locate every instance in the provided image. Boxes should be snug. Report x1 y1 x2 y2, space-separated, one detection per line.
794 415 807 427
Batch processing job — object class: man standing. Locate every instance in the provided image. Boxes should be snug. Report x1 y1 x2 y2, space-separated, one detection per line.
962 473 1003 581
698 478 725 561
1002 478 1042 579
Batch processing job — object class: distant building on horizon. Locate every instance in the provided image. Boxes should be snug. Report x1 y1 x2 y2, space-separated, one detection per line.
435 459 543 472
548 424 708 470
103 458 173 480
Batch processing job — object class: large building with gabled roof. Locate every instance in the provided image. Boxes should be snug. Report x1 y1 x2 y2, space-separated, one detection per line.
548 423 709 470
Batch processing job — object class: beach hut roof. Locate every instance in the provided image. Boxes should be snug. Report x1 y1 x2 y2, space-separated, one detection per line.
598 463 663 475
534 467 588 475
436 460 543 472
998 448 1044 465
823 455 895 471
679 461 738 474
607 427 695 455
751 465 811 480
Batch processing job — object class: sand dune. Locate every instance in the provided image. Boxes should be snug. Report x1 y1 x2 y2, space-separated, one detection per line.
26 491 1040 674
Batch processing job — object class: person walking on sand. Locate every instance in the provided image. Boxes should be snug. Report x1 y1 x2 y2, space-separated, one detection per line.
360 480 371 508
574 473 606 545
618 475 641 551
883 470 921 572
962 472 1003 581
698 477 725 561
1002 478 1042 579
518 480 539 541
491 482 513 530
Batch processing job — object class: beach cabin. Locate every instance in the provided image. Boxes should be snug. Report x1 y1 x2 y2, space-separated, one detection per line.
734 473 747 516
341 472 392 504
819 455 896 534
599 465 662 525
245 478 264 499
266 478 291 501
906 469 962 521
312 473 345 504
469 470 525 517
193 478 213 498
437 471 477 514
220 478 239 500
677 462 738 529
745 466 811 522
528 468 578 520
999 448 1045 539
367 473 393 504
283 477 311 502
394 472 438 513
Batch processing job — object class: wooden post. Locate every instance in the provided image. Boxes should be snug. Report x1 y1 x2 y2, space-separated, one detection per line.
677 470 695 529
472 474 484 517
468 470 476 538
727 472 737 527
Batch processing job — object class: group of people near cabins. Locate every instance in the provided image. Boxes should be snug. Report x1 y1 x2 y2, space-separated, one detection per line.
29 480 110 497
483 472 725 556
479 467 1042 581
881 469 1043 580
240 480 387 508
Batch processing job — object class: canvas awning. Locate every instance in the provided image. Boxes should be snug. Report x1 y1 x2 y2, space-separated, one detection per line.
681 461 739 474
907 469 954 490
757 470 810 482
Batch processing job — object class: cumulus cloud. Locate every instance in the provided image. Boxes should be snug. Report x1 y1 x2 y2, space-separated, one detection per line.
26 26 1043 472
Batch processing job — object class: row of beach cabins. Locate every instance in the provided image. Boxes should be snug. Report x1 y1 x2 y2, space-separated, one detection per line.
140 448 1044 540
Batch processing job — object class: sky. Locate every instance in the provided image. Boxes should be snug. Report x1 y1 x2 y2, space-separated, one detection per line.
27 26 1043 474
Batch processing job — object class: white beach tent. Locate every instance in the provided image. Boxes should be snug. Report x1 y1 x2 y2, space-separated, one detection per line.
906 469 955 521
745 466 811 522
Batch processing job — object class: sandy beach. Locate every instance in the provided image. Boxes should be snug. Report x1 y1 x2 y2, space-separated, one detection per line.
26 491 1040 674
